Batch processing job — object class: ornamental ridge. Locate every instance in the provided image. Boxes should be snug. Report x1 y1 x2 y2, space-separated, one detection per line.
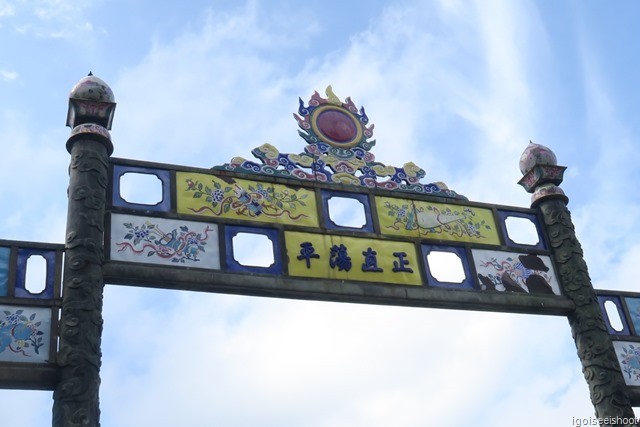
213 86 466 200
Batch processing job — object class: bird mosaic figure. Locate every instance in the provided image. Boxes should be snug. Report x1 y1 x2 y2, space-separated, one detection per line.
477 254 554 294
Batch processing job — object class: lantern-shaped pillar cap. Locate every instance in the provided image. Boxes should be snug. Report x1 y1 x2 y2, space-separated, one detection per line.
519 142 558 174
518 141 567 206
65 73 116 155
66 72 116 130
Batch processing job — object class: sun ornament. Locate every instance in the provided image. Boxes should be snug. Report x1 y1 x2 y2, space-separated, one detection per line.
214 86 465 200
295 85 371 151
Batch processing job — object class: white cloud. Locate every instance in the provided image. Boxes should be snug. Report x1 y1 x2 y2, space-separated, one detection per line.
0 69 18 81
0 109 68 242
110 3 319 165
1 0 97 38
100 288 584 427
564 29 640 286
0 0 14 17
282 0 549 206
110 0 531 208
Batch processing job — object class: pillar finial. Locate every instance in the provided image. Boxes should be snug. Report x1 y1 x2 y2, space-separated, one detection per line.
66 74 116 154
518 141 567 207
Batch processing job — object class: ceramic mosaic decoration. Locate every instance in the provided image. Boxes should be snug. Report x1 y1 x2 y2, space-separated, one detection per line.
614 341 640 386
0 305 51 363
472 249 560 295
376 196 500 244
214 86 466 200
177 172 318 227
110 213 220 269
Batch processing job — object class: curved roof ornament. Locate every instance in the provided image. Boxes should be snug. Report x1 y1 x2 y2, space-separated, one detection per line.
214 86 465 200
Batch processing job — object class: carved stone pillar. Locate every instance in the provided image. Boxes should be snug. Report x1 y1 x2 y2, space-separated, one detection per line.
53 74 115 427
519 143 637 426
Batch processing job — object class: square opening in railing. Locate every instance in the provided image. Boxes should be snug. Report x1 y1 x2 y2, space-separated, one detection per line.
111 165 171 212
504 216 539 246
232 232 275 268
24 254 47 295
596 295 630 335
224 225 282 275
498 210 545 249
327 196 367 228
422 245 473 289
604 299 625 332
426 250 466 284
321 190 373 232
119 172 163 206
15 249 56 299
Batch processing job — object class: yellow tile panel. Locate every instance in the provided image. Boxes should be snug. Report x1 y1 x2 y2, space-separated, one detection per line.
376 196 500 245
177 172 319 227
286 231 422 286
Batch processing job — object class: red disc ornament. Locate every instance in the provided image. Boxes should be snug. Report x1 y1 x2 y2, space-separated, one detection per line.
310 105 363 148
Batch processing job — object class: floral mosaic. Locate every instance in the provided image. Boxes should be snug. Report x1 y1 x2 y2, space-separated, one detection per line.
376 197 500 244
0 306 51 363
613 341 640 386
472 249 560 295
177 172 318 227
110 214 220 269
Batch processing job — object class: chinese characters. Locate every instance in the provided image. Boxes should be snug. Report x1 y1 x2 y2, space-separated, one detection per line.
297 242 414 275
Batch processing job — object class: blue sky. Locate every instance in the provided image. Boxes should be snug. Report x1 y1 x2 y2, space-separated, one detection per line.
2 0 640 425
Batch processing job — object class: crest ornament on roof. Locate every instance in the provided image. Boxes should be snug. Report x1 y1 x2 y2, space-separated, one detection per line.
295 85 374 151
214 86 465 200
